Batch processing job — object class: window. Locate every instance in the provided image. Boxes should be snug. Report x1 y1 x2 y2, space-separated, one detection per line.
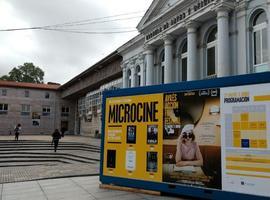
252 11 268 72
78 97 86 117
84 90 102 117
42 106 51 116
159 50 165 84
206 27 217 77
61 106 69 117
45 92 50 99
127 69 131 87
0 103 8 114
181 40 188 81
21 104 30 116
25 90 30 97
1 89 7 96
136 66 141 87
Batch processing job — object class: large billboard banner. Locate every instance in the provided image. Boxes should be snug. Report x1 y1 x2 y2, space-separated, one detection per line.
101 72 270 199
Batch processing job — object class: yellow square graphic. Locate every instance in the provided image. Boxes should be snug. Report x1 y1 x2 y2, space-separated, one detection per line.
233 131 241 139
233 139 241 147
250 140 258 148
258 121 267 130
249 122 258 130
241 122 249 130
233 122 241 130
241 113 249 121
258 140 267 148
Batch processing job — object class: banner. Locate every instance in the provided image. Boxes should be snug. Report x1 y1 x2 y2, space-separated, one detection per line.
221 83 270 197
102 80 270 198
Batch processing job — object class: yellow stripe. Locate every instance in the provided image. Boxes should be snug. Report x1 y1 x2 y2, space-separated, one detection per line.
226 165 270 173
227 172 270 179
254 95 270 101
226 157 270 164
227 161 270 168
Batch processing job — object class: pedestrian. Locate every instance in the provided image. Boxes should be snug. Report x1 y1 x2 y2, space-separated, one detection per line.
52 129 61 152
14 124 22 141
60 127 66 138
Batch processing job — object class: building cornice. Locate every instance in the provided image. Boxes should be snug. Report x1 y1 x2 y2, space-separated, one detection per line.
143 0 218 43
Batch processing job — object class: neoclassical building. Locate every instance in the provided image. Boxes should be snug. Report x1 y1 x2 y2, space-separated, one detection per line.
118 0 270 87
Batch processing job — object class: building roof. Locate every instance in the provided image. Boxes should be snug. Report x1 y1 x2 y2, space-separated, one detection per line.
0 80 60 90
59 51 122 90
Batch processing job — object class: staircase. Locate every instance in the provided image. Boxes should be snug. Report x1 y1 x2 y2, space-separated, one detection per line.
0 140 101 183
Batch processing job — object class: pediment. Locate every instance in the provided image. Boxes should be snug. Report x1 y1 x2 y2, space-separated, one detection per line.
137 0 182 31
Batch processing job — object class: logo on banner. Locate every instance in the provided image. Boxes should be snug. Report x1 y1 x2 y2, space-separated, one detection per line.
224 92 250 103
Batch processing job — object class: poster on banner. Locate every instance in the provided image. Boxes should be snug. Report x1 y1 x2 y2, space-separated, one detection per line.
126 150 136 171
103 94 164 182
162 89 221 189
221 83 270 197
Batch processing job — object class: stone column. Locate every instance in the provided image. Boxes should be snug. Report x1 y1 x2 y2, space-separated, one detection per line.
131 66 136 87
164 35 174 83
140 64 145 86
145 45 154 86
122 65 128 88
186 21 199 81
236 5 247 74
217 7 230 77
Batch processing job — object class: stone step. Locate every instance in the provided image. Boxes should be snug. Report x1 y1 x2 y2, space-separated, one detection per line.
0 140 100 146
0 143 100 149
0 155 98 164
0 159 70 166
0 162 58 168
0 142 100 148
0 158 95 165
0 152 100 162
0 147 100 152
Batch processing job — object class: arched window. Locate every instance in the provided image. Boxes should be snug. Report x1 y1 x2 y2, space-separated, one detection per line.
127 69 131 88
136 65 141 86
181 40 187 81
206 27 217 76
252 11 268 72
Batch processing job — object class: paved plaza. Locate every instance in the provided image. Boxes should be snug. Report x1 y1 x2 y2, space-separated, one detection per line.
0 135 100 183
0 176 188 200
0 135 191 199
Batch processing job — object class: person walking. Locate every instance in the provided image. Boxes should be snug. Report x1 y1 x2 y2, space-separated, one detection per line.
52 129 61 152
14 124 22 141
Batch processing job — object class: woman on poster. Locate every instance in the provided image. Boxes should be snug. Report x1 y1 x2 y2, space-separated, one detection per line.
175 124 203 167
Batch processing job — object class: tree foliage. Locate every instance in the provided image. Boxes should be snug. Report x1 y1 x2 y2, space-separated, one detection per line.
0 63 44 83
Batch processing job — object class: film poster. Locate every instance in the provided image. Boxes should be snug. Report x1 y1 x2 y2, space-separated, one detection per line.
162 89 221 189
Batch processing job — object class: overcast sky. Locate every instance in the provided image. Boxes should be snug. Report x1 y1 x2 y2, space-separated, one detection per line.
0 0 153 84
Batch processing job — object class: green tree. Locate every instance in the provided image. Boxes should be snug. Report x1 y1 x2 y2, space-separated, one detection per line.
0 63 44 83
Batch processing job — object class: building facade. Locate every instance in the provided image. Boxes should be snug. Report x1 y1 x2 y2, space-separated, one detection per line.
59 51 122 137
0 51 122 136
0 81 75 135
119 0 270 87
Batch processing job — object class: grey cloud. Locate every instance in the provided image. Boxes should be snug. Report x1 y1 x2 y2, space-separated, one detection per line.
0 0 142 84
